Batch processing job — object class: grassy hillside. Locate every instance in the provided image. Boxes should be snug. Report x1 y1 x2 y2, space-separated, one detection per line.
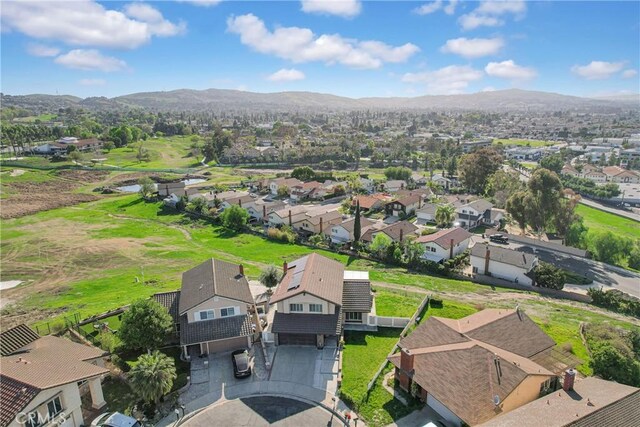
576 204 640 240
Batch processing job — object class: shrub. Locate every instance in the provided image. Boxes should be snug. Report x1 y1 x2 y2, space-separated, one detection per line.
266 227 295 244
534 262 566 290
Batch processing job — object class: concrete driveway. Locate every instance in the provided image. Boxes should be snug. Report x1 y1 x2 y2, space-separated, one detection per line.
270 345 340 394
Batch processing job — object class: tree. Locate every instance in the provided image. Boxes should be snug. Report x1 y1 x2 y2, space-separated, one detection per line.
485 170 524 208
220 204 249 232
384 166 412 181
553 198 579 238
404 240 425 267
534 262 566 290
319 160 334 170
539 153 564 174
103 140 115 152
588 231 631 264
138 177 155 201
186 196 208 216
291 166 316 181
590 344 640 387
353 202 362 243
335 160 348 169
128 350 177 405
628 243 640 270
333 184 346 196
506 191 528 232
277 186 290 198
259 265 281 293
119 299 173 352
565 217 589 248
369 233 392 260
68 150 83 163
136 144 151 162
458 147 503 194
435 204 456 228
526 168 563 234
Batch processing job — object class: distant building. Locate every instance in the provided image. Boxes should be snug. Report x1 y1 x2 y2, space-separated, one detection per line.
460 139 493 153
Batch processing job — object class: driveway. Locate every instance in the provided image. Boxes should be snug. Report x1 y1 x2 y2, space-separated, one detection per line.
270 345 340 394
181 396 340 427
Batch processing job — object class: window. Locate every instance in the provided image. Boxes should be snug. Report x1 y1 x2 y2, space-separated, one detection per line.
345 312 363 323
196 310 214 321
472 266 478 273
309 304 322 313
430 247 436 252
289 303 303 312
220 307 236 317
47 396 63 417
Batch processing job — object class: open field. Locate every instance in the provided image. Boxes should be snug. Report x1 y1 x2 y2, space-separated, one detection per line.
576 204 640 240
13 113 58 123
494 138 558 147
103 136 201 170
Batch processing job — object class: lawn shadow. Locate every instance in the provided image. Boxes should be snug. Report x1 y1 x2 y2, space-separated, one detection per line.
119 198 144 208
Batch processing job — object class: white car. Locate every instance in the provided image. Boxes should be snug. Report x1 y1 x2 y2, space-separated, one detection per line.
91 412 141 427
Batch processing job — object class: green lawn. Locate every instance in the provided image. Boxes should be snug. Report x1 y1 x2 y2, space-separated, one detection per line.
103 136 201 170
421 299 478 321
373 289 424 318
13 113 58 123
576 204 640 240
520 161 538 170
494 138 558 147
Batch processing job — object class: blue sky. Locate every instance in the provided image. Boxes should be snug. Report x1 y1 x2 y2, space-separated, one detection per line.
1 0 638 98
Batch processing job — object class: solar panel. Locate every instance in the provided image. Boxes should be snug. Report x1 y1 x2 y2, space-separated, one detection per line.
287 256 308 290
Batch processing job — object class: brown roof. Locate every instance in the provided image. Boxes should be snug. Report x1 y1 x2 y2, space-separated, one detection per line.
342 280 373 312
0 324 40 356
470 243 538 270
377 221 419 242
333 217 375 234
388 194 421 207
352 195 385 210
480 377 640 427
153 291 181 323
416 227 472 248
179 258 254 314
271 306 342 335
179 314 253 345
0 336 107 390
296 210 342 226
270 253 345 306
0 375 40 427
399 317 470 350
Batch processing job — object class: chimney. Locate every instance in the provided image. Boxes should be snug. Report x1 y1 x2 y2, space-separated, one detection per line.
400 348 414 372
399 228 404 242
288 210 292 226
450 238 454 259
238 199 242 207
239 264 244 276
283 262 288 273
320 216 324 234
484 247 491 275
563 368 576 392
263 205 267 219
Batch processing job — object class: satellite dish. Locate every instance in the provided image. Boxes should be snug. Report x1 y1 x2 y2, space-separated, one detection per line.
494 395 501 406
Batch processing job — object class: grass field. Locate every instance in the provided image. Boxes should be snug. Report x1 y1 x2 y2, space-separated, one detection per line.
13 113 58 123
494 138 559 147
576 204 640 240
374 289 424 318
101 136 201 170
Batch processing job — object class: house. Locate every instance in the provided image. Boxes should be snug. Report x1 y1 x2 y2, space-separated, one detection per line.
479 375 640 427
388 309 557 427
292 210 343 236
269 253 375 347
430 174 453 190
245 200 285 223
359 177 376 193
220 194 255 210
351 194 388 212
456 199 499 229
154 259 257 358
329 217 376 244
461 139 493 153
416 203 438 224
268 205 310 227
157 181 186 197
290 181 322 201
0 324 108 427
505 147 542 161
382 180 406 192
470 243 538 285
561 164 580 177
385 194 422 217
269 177 304 196
411 173 428 186
603 166 640 184
416 227 472 262
361 220 418 244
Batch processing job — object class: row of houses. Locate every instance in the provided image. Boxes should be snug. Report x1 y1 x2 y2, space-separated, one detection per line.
561 164 640 184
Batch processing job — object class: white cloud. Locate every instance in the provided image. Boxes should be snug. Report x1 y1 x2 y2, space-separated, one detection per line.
414 0 457 16
301 0 361 18
402 65 483 95
485 60 537 80
27 43 60 57
79 78 106 86
441 37 504 58
571 61 626 80
55 49 127 72
267 68 306 82
177 0 222 6
0 0 184 49
622 69 638 79
226 14 419 69
459 0 526 30
482 86 497 92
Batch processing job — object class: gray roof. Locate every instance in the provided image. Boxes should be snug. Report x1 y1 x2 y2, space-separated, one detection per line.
179 314 252 346
153 291 180 323
416 203 438 215
465 198 493 212
470 243 537 270
179 259 254 314
342 281 373 312
378 221 419 242
271 306 342 335
0 324 40 356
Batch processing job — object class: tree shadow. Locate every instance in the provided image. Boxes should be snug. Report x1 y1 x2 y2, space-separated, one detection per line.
119 197 144 208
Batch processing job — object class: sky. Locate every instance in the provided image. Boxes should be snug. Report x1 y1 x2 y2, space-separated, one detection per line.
1 0 639 99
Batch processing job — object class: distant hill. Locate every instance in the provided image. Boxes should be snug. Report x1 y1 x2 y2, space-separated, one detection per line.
2 88 638 114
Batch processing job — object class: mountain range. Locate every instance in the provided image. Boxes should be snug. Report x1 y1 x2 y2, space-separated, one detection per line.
2 88 638 114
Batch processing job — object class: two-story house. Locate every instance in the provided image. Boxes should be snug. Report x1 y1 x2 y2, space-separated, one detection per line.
328 217 377 244
385 194 422 217
269 253 375 348
292 210 343 236
470 243 538 285
416 227 472 262
290 181 322 202
269 178 304 196
456 199 500 229
0 325 108 427
361 220 419 244
155 259 258 358
381 180 406 192
245 200 286 223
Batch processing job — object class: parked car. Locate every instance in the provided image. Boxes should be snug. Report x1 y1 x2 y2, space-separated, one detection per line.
489 233 509 244
232 349 252 378
91 412 140 427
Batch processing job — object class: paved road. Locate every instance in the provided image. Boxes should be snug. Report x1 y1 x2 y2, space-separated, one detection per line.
182 396 340 427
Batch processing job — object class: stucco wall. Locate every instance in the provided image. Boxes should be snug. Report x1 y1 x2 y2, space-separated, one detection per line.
275 293 332 314
10 382 84 427
187 296 248 322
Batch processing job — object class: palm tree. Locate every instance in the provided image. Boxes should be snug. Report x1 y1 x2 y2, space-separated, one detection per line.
128 351 176 405
435 204 456 228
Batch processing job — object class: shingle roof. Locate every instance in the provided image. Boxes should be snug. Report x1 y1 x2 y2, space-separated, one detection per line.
464 198 493 212
377 221 419 242
153 291 181 323
271 306 342 335
0 324 40 356
416 203 438 215
179 258 254 314
179 314 252 345
270 253 345 306
415 227 472 248
479 377 640 427
470 243 537 270
342 280 372 312
388 194 421 207
0 336 107 390
0 375 40 427
334 217 375 234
